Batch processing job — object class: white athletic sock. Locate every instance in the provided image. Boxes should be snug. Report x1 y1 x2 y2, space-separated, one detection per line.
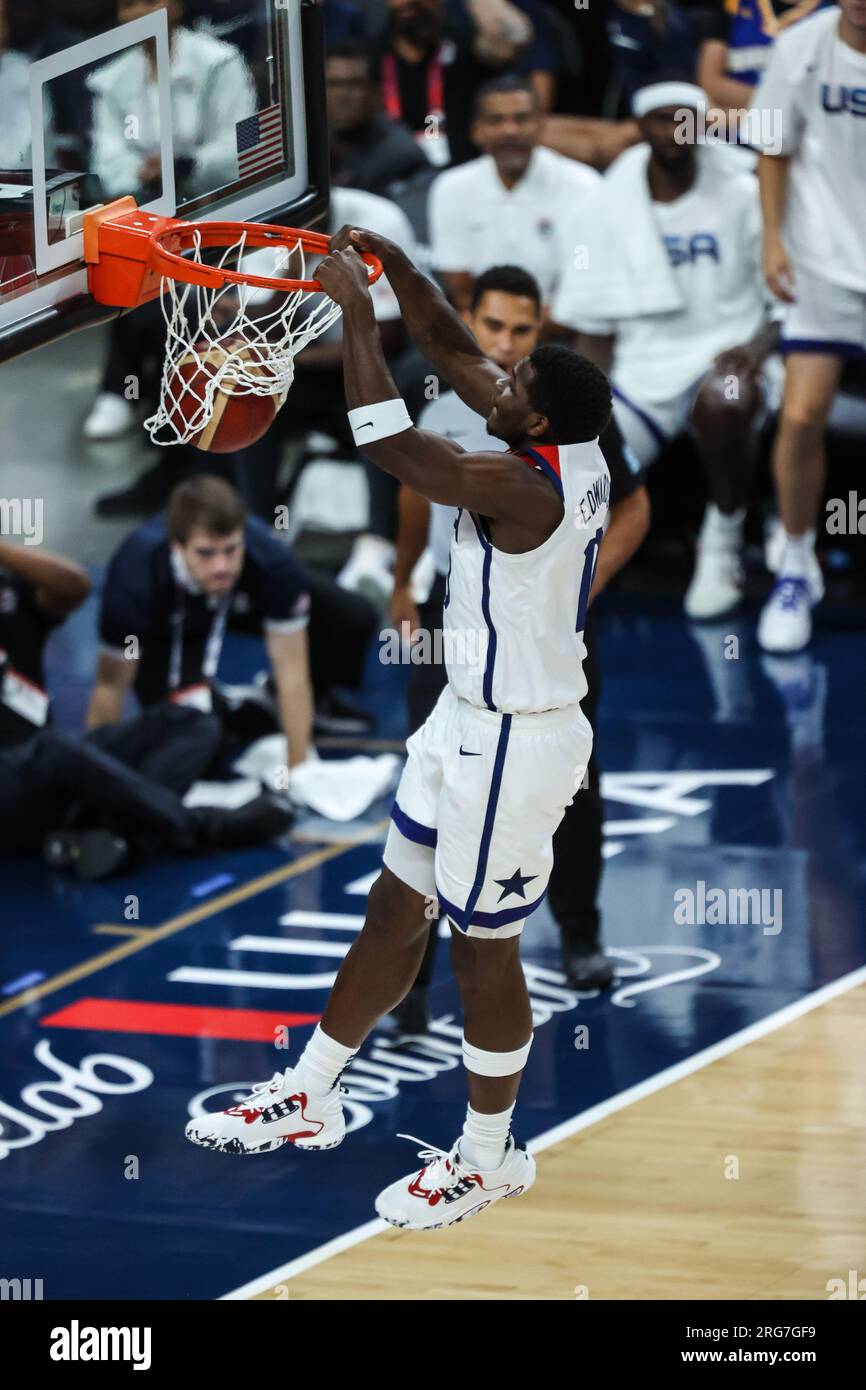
458 1103 514 1172
780 529 816 577
294 1025 357 1098
702 503 745 546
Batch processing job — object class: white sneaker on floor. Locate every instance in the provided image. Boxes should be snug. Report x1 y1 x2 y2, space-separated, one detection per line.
764 521 824 602
83 393 136 440
337 535 395 606
375 1132 535 1230
757 576 815 653
185 1068 345 1155
684 544 744 620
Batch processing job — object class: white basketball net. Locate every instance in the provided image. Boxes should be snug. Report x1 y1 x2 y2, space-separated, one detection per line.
144 227 344 446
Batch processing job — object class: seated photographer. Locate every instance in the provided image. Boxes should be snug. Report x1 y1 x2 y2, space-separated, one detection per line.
0 537 291 879
87 475 378 754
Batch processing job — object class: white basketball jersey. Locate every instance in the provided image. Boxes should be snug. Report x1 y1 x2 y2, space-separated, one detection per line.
749 8 866 293
443 441 610 714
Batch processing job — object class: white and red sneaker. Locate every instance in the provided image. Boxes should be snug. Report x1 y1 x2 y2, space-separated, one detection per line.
375 1132 535 1230
185 1068 345 1155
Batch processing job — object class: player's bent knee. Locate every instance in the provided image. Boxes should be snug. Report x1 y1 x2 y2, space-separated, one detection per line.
779 401 832 431
450 928 522 991
363 866 431 945
692 373 761 431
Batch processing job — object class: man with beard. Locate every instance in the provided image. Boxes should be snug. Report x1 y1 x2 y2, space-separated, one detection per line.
327 39 430 195
429 75 600 314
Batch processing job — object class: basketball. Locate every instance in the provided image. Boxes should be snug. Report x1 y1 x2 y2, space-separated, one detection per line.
166 336 287 453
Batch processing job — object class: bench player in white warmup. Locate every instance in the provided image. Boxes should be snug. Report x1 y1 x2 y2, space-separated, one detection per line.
186 226 611 1231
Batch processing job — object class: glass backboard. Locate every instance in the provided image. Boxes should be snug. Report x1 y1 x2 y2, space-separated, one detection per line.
0 0 328 361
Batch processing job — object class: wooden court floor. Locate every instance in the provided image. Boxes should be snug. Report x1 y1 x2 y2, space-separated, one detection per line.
253 983 866 1301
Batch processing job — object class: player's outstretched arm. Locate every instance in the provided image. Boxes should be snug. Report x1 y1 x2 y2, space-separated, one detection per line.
317 249 561 533
382 427 561 525
329 225 503 419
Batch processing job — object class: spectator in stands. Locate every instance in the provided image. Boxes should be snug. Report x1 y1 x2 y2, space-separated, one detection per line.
82 0 257 443
697 0 832 127
0 0 58 169
88 0 256 204
320 0 368 44
428 74 600 314
0 11 26 169
748 0 866 653
186 0 363 62
371 0 531 166
387 264 649 1023
87 475 378 752
474 0 559 109
607 0 701 97
552 79 780 621
0 536 291 879
328 39 429 194
533 0 644 172
21 2 113 174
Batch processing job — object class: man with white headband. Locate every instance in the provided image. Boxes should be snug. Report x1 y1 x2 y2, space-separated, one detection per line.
748 0 866 653
552 76 780 621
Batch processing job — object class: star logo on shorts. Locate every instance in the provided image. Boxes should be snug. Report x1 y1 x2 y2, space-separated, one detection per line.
494 868 538 902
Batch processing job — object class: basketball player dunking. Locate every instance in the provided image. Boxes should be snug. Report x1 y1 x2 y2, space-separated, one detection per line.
186 227 612 1230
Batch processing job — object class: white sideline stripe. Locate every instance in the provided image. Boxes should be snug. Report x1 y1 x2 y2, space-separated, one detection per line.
603 817 676 836
219 962 866 1302
229 936 351 958
344 871 378 895
278 911 365 930
170 967 336 988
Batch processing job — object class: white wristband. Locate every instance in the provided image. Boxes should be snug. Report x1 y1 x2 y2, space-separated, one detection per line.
348 398 413 445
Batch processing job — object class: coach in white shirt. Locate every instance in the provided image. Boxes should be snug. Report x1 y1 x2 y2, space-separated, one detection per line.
428 74 600 315
87 0 256 202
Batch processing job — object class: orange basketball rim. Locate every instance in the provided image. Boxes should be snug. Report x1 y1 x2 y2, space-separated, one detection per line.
83 198 384 448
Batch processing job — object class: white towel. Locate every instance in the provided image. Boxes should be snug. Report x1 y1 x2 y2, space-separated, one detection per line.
183 778 263 810
233 736 401 822
555 144 743 325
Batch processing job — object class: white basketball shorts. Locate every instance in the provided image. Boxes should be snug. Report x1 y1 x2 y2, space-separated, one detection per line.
383 684 593 940
781 265 866 358
611 362 782 469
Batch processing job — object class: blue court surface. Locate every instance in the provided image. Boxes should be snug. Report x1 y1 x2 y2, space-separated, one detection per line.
2 590 865 1300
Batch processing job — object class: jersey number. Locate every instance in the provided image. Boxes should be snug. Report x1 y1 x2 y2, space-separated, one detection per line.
576 527 604 634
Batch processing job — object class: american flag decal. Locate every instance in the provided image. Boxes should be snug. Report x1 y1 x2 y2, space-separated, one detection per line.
236 104 285 178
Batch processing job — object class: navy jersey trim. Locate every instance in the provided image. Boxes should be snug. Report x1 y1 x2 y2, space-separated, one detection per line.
519 445 564 500
612 384 668 449
456 712 512 926
437 885 547 931
780 337 866 359
469 512 498 712
391 800 437 848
